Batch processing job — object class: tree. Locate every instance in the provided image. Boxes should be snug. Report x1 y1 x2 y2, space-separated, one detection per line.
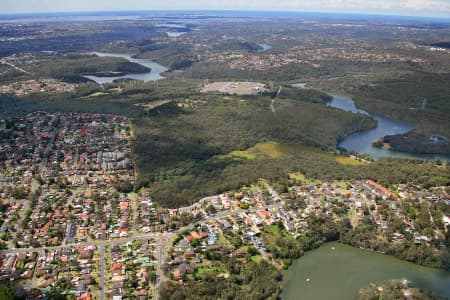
131 240 142 251
239 202 250 210
0 286 25 300
0 232 8 241
205 205 216 215
247 246 259 256
191 238 200 247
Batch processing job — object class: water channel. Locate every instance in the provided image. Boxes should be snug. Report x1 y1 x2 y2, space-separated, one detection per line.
292 83 450 160
83 52 168 83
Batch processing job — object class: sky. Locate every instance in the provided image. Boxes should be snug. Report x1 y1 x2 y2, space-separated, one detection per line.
2 0 450 18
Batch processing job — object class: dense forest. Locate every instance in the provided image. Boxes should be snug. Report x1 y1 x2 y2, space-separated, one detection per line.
132 91 379 206
145 149 449 208
0 79 198 118
131 90 449 207
0 93 144 118
352 72 450 139
313 71 450 153
377 132 450 155
1 80 448 209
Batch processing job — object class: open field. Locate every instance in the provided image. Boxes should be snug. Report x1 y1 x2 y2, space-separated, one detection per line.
222 142 305 160
221 142 366 166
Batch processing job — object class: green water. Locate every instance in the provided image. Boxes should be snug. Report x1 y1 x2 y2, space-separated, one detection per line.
282 242 450 300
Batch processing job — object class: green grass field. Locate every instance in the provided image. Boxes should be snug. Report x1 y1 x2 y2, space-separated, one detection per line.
221 142 366 167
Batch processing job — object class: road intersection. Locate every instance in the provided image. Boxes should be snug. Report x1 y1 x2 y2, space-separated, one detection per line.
0 195 283 299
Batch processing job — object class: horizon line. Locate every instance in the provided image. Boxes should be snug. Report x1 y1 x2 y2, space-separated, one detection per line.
0 9 450 22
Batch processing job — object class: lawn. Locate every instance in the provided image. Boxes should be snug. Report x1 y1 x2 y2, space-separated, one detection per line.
196 265 227 276
262 224 282 248
217 231 232 247
251 255 263 263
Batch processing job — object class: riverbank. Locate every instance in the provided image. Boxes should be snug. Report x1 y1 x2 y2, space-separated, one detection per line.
291 83 450 161
282 242 450 300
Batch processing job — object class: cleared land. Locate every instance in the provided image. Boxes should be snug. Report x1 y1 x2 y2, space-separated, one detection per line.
201 81 266 95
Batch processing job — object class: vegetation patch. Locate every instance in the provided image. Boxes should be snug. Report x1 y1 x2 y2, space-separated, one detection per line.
359 279 446 300
335 156 366 166
250 255 262 263
136 100 172 111
84 91 110 98
224 142 311 160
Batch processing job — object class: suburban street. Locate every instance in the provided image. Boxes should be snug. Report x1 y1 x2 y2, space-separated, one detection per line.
0 196 283 299
0 204 282 256
99 245 105 300
154 233 174 300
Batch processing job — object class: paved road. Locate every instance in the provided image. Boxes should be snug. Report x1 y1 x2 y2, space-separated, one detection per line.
38 116 59 175
267 184 282 202
270 86 282 118
182 204 283 232
0 204 282 255
99 245 105 300
0 233 163 254
0 60 31 75
0 203 283 299
129 193 139 237
154 233 174 300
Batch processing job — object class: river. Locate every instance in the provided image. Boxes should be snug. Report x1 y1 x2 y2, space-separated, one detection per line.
84 52 168 83
282 242 450 300
257 43 272 52
292 83 450 161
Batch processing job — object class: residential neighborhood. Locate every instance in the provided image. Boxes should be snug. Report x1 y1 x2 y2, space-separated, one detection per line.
0 112 449 299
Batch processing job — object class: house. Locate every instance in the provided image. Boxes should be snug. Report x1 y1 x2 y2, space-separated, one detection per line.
414 234 431 244
366 180 397 200
77 292 92 300
137 289 148 300
190 231 208 240
178 263 194 275
217 220 232 232
183 251 195 259
172 269 182 279
443 215 450 226
111 262 125 276
174 239 190 251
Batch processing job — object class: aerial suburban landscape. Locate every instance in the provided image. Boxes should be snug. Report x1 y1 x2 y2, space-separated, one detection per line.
0 1 449 299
